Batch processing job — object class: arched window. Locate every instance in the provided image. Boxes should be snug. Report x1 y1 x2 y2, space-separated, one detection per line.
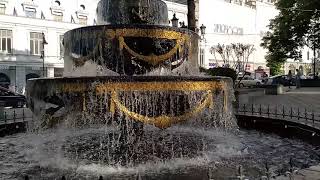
26 73 40 81
54 0 61 6
0 73 10 88
80 4 85 10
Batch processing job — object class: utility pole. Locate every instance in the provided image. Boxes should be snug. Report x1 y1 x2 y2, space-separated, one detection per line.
41 32 48 77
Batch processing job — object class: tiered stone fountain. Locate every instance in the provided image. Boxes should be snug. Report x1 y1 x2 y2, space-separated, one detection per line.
12 0 319 179
26 0 234 131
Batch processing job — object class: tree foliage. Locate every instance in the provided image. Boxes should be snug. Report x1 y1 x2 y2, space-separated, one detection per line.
261 0 320 74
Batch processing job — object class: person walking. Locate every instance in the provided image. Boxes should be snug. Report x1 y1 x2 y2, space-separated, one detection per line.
288 70 293 89
296 69 301 89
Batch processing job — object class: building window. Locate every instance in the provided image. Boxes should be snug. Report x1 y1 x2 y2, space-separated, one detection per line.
53 12 63 21
59 35 64 58
0 29 12 53
0 3 5 15
25 7 36 18
52 0 63 21
77 4 88 25
30 32 43 55
0 73 10 89
78 16 87 25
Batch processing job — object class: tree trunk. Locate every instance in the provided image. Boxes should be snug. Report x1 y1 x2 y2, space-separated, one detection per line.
187 0 196 32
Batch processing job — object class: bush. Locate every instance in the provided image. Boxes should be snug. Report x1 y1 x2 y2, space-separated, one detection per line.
201 67 237 82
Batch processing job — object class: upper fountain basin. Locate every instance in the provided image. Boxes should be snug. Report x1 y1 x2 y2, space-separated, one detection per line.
63 24 200 77
96 0 169 25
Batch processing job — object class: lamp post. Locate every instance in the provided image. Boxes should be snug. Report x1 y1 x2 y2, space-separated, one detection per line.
171 13 179 28
200 24 206 37
199 24 206 67
41 32 48 77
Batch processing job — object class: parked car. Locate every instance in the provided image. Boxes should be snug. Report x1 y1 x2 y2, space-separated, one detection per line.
265 75 296 86
236 76 263 88
306 73 320 79
0 86 26 108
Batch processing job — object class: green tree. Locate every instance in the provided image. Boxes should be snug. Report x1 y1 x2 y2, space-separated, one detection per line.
261 0 320 74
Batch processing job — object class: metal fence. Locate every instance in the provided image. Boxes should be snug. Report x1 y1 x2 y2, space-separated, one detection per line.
235 104 320 128
0 108 33 125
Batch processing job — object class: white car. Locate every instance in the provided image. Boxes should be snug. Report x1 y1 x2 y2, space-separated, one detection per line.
236 76 263 88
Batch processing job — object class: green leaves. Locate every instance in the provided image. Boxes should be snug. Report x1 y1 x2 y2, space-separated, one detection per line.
262 0 320 72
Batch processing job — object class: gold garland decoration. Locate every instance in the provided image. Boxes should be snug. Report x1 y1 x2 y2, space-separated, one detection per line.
106 28 190 65
61 81 224 94
61 80 230 128
119 37 183 65
95 81 224 94
109 90 214 129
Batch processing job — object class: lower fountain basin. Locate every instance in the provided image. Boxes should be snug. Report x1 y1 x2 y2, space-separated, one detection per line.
26 76 233 130
1 126 320 179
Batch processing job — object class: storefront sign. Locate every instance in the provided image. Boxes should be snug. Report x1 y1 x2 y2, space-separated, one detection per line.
213 24 244 35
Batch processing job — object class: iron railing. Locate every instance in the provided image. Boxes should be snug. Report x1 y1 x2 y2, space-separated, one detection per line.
235 104 320 128
0 108 33 125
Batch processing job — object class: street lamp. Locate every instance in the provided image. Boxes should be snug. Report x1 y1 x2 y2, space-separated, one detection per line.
200 24 206 36
40 32 48 77
171 13 179 28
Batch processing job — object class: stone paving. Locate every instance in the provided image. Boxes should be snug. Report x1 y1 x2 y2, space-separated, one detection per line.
239 87 320 111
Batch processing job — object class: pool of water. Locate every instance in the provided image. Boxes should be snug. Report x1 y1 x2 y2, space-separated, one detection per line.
1 125 320 180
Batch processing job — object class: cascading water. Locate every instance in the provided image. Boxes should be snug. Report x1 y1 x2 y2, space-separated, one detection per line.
1 0 319 179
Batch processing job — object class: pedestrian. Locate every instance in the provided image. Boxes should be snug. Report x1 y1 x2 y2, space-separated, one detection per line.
288 70 293 89
295 69 301 89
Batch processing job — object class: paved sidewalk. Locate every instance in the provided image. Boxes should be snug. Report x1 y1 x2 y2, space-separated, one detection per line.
239 87 320 112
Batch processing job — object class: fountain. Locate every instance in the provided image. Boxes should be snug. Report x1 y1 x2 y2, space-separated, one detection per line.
1 0 319 179
26 0 234 131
